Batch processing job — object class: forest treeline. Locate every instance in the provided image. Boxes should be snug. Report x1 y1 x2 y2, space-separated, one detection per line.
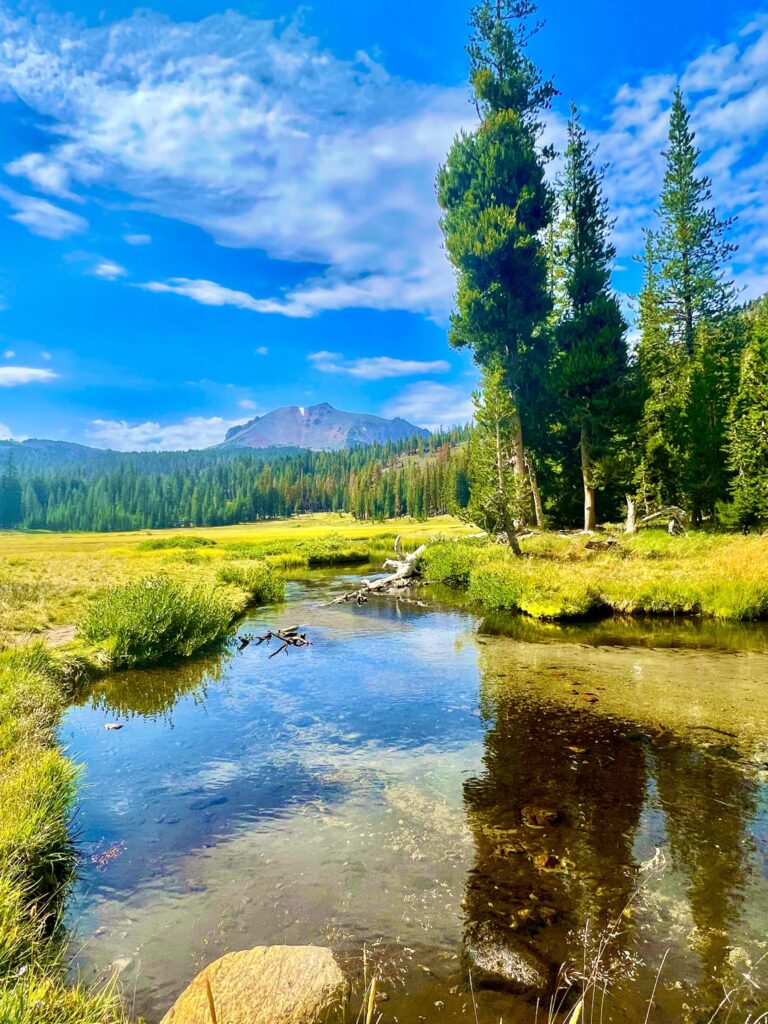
0 430 470 531
437 1 768 545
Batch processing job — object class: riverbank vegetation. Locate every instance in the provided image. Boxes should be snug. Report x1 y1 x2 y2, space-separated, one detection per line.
0 516 461 647
0 645 126 1023
424 531 768 621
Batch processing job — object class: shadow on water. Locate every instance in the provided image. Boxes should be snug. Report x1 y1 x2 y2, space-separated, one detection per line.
61 571 768 1023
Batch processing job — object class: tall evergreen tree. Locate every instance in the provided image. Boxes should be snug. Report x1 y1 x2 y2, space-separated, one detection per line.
436 0 555 512
727 297 768 529
635 230 689 509
656 87 736 354
552 105 628 531
461 361 528 554
0 455 23 529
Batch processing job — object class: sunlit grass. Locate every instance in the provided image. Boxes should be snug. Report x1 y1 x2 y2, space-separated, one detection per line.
425 530 768 621
0 514 468 646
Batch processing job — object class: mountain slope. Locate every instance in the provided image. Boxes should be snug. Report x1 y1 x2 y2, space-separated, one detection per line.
220 403 429 450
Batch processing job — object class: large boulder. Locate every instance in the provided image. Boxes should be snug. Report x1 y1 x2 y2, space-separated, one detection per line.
160 945 346 1024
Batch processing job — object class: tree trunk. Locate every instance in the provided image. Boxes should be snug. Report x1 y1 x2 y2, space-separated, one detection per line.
581 426 596 532
624 495 637 534
525 452 546 530
504 519 522 556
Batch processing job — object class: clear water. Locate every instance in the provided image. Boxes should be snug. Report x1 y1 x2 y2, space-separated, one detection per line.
61 570 768 1022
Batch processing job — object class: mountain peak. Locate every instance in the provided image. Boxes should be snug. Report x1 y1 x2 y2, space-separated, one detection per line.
219 403 428 451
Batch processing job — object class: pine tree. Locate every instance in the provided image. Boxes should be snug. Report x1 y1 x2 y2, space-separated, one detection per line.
727 297 768 529
657 87 736 354
552 104 628 531
635 230 689 509
0 455 23 529
436 0 555 514
461 361 528 554
684 313 744 521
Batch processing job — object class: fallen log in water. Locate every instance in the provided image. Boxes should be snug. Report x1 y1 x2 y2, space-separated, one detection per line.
330 536 427 606
237 626 311 657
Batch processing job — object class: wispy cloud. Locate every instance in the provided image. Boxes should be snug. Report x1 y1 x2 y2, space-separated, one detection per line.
87 415 241 451
89 259 128 281
123 233 151 245
0 366 59 387
136 278 312 318
383 382 474 430
0 185 88 240
308 351 450 380
0 421 25 441
0 8 465 319
238 399 258 410
3 350 15 359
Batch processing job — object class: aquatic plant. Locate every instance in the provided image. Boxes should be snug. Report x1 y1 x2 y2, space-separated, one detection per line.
77 575 234 668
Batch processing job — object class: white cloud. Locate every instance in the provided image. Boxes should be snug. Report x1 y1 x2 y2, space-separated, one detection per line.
0 366 58 387
238 399 258 410
308 351 450 380
136 278 313 318
597 15 768 288
87 415 242 451
123 233 151 245
3 350 15 358
383 382 474 431
254 346 269 356
5 151 78 200
0 185 88 240
0 8 467 319
90 259 128 280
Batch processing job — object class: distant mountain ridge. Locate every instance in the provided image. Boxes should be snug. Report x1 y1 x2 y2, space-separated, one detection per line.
220 402 429 451
0 404 430 468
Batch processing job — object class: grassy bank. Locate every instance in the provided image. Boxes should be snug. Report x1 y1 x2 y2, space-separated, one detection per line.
0 645 126 1023
0 514 465 648
423 530 768 620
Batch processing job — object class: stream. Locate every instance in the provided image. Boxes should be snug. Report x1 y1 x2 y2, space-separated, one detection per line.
61 568 768 1022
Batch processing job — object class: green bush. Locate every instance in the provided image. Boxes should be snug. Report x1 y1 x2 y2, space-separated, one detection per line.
467 562 523 610
137 534 216 551
77 575 233 668
216 560 285 604
423 538 489 585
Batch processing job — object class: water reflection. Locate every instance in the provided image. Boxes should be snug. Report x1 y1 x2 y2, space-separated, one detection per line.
653 741 758 1017
464 657 766 1018
80 650 225 721
61 574 768 1024
463 677 646 997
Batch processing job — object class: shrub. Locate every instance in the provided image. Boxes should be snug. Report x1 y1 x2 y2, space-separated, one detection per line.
423 539 490 585
216 560 285 604
467 563 524 610
137 534 216 551
77 575 233 668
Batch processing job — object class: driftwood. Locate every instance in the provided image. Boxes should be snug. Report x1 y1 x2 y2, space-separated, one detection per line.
237 626 311 658
625 497 689 536
330 536 427 606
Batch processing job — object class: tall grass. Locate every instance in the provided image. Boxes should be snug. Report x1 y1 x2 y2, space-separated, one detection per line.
137 534 217 551
77 575 234 668
0 647 126 1023
216 560 285 604
424 533 768 621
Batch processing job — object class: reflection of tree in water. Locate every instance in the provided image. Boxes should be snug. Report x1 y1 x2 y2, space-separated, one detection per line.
462 672 647 996
653 741 758 1018
80 648 229 720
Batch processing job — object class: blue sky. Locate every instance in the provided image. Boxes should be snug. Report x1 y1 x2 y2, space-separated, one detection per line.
0 0 766 449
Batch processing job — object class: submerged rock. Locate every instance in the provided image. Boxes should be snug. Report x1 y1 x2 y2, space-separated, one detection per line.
521 805 561 828
464 928 554 997
160 945 346 1024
